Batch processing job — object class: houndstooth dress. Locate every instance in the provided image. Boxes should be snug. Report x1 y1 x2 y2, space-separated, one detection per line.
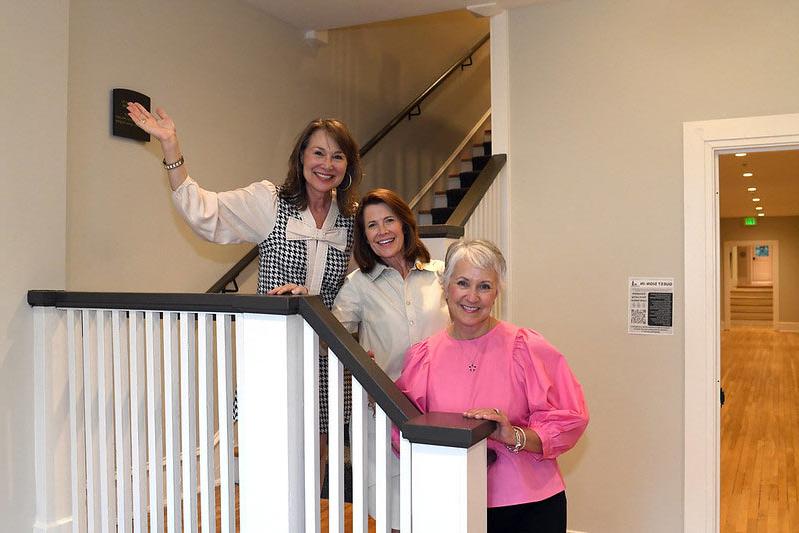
233 194 354 432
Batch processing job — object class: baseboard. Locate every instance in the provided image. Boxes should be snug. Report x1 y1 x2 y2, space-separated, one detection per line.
33 516 72 533
567 530 589 533
776 321 799 332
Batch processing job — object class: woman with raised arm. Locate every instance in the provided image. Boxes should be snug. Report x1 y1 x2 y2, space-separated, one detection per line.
396 239 589 533
127 102 361 444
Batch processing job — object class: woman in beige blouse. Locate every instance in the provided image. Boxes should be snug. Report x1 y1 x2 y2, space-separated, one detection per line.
332 188 451 531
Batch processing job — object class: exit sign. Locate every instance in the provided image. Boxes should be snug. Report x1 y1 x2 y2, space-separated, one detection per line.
744 217 757 226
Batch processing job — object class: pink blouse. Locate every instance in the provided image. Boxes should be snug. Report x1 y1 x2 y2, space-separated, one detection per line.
396 321 589 508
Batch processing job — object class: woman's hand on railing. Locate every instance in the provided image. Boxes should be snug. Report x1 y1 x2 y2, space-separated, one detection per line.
462 407 514 446
267 283 309 296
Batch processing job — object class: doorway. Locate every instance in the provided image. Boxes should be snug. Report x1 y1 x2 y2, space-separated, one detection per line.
722 240 779 329
683 113 799 532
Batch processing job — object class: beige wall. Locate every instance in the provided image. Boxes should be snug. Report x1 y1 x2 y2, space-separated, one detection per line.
67 0 343 292
325 11 490 200
720 216 799 323
67 3 488 293
506 0 799 531
0 2 69 530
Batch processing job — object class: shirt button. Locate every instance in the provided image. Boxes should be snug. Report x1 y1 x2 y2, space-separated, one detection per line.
409 320 414 326
406 300 411 305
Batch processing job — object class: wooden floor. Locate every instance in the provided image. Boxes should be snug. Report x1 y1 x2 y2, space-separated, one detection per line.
721 327 799 533
206 487 374 532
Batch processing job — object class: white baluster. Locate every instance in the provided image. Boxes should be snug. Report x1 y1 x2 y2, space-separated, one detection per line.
162 312 183 532
145 311 164 533
400 434 412 533
302 321 320 533
375 407 391 533
67 310 88 533
128 311 147 532
328 349 345 533
112 310 132 533
198 312 216 533
351 379 368 533
180 312 198 532
216 314 235 533
97 310 117 533
82 310 101 532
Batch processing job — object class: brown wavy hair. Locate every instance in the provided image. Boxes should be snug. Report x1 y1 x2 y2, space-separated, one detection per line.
353 188 430 272
278 118 361 217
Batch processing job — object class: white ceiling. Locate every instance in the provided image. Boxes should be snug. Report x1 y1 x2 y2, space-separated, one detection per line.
244 0 540 30
719 149 799 218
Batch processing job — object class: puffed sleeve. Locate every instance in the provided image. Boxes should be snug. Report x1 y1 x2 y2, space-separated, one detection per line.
331 272 362 334
395 340 432 413
172 176 279 244
513 329 589 460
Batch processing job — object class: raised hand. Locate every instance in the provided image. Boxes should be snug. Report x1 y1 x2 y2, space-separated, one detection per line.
126 102 177 144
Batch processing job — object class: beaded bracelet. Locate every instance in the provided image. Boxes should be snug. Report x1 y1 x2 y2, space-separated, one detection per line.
163 155 185 170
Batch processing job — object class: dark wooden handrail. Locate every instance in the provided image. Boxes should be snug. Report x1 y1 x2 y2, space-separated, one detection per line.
28 290 494 447
206 33 491 293
359 33 490 157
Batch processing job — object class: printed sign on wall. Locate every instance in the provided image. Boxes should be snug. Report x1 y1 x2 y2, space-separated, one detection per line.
628 277 674 335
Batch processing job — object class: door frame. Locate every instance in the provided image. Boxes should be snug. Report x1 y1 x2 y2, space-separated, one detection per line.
722 239 779 329
683 112 799 532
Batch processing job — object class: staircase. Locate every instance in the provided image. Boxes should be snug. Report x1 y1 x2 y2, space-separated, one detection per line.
418 128 492 225
729 286 773 325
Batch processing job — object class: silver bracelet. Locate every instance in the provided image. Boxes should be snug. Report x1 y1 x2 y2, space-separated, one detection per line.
506 425 526 454
163 155 185 170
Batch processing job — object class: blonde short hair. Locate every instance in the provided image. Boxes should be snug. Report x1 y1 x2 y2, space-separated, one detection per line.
442 239 507 290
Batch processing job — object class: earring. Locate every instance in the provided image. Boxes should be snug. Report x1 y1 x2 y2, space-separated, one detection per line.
340 172 352 191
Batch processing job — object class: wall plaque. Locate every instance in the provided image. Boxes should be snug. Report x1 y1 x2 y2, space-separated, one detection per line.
112 88 150 142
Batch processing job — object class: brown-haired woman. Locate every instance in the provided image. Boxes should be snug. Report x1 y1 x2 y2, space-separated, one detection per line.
332 188 451 530
127 103 361 437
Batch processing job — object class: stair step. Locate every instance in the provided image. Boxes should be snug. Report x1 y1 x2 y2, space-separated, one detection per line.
434 188 469 209
459 171 480 188
471 155 490 171
730 297 772 306
430 207 454 224
417 211 433 225
484 129 492 142
730 304 773 313
447 175 461 189
484 141 492 156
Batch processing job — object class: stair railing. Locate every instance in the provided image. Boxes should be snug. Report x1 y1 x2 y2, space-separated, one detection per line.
208 32 490 294
29 290 493 532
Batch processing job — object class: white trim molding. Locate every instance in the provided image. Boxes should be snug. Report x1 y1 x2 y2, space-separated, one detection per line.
683 112 799 533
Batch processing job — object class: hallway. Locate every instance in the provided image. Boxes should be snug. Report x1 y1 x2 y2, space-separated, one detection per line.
721 327 799 532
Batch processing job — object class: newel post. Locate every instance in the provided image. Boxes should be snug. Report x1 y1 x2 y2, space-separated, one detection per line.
402 412 492 532
32 306 73 533
235 313 306 532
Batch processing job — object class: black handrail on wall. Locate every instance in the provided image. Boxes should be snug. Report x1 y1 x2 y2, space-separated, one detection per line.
207 32 491 294
28 290 494 448
359 33 490 157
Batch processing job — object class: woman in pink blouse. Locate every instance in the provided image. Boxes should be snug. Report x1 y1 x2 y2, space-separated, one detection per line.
395 239 589 533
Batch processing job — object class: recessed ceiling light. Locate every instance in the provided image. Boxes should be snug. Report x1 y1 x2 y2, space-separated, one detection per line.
758 213 765 217
747 187 757 192
752 197 761 202
755 206 763 211
735 153 747 157
743 172 753 177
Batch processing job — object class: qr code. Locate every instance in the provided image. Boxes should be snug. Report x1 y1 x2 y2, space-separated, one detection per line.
631 309 646 324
